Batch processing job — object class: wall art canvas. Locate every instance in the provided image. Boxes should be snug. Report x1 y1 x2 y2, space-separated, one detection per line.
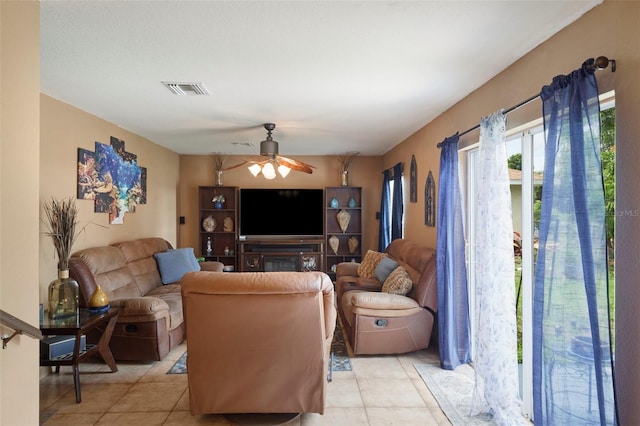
77 136 147 224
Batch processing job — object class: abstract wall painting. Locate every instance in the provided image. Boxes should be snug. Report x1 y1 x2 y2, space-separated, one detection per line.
77 136 147 224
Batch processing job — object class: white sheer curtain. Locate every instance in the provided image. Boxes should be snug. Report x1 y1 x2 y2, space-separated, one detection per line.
470 111 527 425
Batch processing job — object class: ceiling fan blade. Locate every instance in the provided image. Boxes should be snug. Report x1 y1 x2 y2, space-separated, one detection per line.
277 155 315 174
220 160 249 171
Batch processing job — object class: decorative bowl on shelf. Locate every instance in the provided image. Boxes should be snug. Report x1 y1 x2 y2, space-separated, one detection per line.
88 304 110 314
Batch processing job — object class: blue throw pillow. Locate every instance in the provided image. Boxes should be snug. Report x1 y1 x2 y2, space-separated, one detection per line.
154 247 201 284
374 256 399 283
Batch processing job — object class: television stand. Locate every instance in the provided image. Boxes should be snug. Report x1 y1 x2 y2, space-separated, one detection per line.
238 239 324 272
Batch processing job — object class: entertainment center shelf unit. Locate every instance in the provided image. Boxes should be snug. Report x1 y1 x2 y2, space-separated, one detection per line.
198 186 238 270
325 186 362 275
198 186 362 274
237 239 324 272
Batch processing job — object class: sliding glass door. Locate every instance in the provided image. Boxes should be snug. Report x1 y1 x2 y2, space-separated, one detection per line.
463 97 615 422
463 125 544 421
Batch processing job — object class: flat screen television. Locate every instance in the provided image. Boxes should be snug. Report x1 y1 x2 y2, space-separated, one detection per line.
239 188 324 239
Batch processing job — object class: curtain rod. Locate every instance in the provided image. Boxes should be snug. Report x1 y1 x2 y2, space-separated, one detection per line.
437 56 616 148
381 162 404 175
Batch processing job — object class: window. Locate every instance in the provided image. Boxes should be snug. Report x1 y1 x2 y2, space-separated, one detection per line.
379 165 405 250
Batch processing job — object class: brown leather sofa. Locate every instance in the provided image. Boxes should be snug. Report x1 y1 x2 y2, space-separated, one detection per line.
335 239 437 355
181 270 336 415
69 237 223 361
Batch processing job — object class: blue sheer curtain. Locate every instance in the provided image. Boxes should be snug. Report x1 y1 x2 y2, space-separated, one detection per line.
533 59 617 425
378 169 391 251
436 133 471 370
378 163 404 251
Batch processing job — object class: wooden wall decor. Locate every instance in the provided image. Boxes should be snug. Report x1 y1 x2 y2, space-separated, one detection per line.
410 154 417 203
425 171 435 227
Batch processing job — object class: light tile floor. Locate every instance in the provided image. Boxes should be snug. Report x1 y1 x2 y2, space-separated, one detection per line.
40 341 451 426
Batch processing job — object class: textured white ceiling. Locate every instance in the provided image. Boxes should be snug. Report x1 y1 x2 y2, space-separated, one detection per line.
40 1 602 156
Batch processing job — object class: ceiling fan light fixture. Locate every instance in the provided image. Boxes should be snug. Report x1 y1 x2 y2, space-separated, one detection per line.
262 162 276 180
244 123 313 179
260 140 279 156
278 164 291 178
248 163 262 177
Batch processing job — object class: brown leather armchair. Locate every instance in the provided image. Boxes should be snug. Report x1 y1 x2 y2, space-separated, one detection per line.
335 239 437 355
181 270 336 415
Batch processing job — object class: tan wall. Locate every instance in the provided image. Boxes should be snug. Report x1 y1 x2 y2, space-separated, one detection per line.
0 2 41 424
178 155 382 257
383 0 639 421
39 95 180 305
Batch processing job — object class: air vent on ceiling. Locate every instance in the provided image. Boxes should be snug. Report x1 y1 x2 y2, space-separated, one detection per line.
162 82 210 96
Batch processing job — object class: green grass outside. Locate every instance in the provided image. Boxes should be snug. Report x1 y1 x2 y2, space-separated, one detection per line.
514 257 615 364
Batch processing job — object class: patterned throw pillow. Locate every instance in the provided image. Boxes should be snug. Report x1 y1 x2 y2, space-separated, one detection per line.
381 266 413 296
357 250 387 278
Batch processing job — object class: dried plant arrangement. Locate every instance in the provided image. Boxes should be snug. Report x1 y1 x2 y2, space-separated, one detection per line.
42 197 80 270
337 151 360 172
213 153 229 172
42 197 100 270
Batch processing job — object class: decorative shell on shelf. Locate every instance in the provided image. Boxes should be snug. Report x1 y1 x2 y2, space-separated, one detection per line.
329 235 340 255
202 215 216 232
336 209 351 233
348 236 359 255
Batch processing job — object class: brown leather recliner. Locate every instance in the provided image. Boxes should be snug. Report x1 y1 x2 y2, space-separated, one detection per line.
335 239 437 355
181 270 336 416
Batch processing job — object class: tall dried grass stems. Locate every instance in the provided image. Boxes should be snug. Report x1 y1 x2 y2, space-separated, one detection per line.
213 153 229 171
43 197 83 271
337 151 360 172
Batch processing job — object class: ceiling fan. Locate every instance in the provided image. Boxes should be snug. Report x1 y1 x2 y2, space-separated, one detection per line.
229 123 315 179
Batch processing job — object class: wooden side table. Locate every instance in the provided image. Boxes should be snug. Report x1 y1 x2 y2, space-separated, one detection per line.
40 307 119 403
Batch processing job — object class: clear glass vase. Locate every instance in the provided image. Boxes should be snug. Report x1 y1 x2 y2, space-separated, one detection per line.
48 269 79 319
